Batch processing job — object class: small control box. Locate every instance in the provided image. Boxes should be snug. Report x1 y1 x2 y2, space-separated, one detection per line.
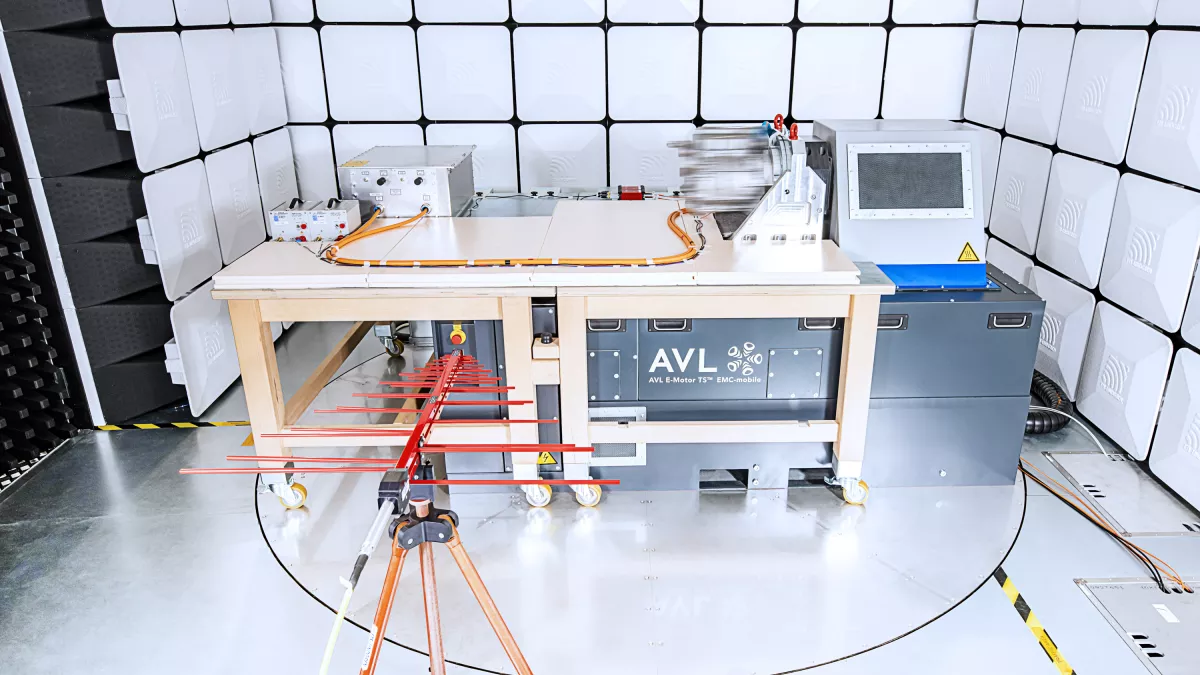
268 198 363 242
337 145 476 217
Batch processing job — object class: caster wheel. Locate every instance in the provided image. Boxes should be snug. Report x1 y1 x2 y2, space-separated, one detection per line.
525 484 552 508
842 480 869 506
384 337 405 357
575 484 602 508
279 482 308 510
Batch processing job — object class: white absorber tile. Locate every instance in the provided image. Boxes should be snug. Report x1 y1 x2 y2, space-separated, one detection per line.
170 280 241 416
175 0 228 25
1005 27 1076 146
1157 0 1200 25
1077 0 1157 25
792 27 886 121
1056 30 1148 165
967 123 1003 223
1028 266 1097 401
288 125 338 202
1077 301 1172 460
181 29 249 153
882 27 974 120
425 123 518 191
112 32 200 172
1023 0 1080 24
1035 153 1119 289
512 0 605 22
1100 173 1200 334
234 27 288 135
703 0 795 23
890 0 977 24
609 123 696 191
204 142 267 265
607 0 699 22
796 0 890 22
1149 348 1200 511
1126 31 1200 192
989 136 1053 255
331 124 424 166
417 26 513 122
317 0 413 21
976 0 1023 21
103 0 176 26
964 24 1019 131
701 27 793 122
987 236 1034 284
252 128 300 225
608 27 700 121
517 124 607 191
513 27 606 122
321 26 421 122
142 159 224 302
275 27 328 124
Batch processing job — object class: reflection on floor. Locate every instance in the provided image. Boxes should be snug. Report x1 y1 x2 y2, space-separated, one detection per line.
1 323 1198 675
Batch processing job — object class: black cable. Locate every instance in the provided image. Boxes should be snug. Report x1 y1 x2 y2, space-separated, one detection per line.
1020 466 1173 593
1025 371 1070 435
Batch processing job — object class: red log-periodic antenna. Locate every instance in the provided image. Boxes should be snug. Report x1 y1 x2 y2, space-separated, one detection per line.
180 352 616 487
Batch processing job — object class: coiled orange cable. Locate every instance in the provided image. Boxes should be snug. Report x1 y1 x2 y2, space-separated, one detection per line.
323 207 697 268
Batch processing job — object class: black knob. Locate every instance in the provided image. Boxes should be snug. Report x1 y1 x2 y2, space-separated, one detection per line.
376 177 387 186
540 333 553 344
413 176 424 186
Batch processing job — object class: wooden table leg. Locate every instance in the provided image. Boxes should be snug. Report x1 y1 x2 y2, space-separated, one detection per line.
228 299 289 464
832 293 882 480
500 297 538 481
555 296 590 481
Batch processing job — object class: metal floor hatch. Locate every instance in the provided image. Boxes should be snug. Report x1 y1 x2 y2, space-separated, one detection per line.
1078 578 1200 675
1045 451 1200 536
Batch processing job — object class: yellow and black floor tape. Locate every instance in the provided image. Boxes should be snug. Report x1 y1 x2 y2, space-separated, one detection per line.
994 567 1076 674
96 421 250 431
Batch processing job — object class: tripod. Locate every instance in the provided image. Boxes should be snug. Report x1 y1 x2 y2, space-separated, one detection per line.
359 497 534 675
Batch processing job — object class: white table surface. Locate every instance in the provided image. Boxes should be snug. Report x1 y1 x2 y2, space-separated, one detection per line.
214 199 867 292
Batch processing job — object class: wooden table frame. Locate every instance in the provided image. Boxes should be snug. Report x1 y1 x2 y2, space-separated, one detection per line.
214 280 891 488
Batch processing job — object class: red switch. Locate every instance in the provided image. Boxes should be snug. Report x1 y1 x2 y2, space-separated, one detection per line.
297 235 307 242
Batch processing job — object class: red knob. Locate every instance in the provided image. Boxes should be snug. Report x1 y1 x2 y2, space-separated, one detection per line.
450 333 465 345
297 235 307 242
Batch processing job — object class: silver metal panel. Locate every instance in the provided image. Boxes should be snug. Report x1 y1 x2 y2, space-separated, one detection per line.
1046 450 1200 536
1079 577 1200 675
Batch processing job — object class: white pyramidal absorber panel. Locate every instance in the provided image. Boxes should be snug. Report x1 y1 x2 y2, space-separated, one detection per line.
891 0 977 23
1077 301 1172 460
702 27 792 122
1100 174 1200 333
322 26 421 122
316 0 413 21
414 0 510 22
1078 0 1157 25
966 123 1002 222
112 33 200 173
252 128 300 224
976 0 1023 21
331 124 424 166
1005 28 1076 146
287 125 338 202
987 237 1034 284
1056 30 1148 165
142 160 223 302
792 27 886 120
1157 0 1200 25
607 0 699 22
270 0 314 22
796 0 889 22
990 136 1052 255
609 123 695 191
1023 0 1080 24
1127 31 1200 192
181 30 249 153
103 0 175 26
170 280 240 416
514 27 606 122
235 28 288 136
703 0 794 23
418 26 513 121
882 27 973 120
1028 267 1097 401
204 142 266 265
517 124 607 190
609 27 700 121
513 0 605 22
1181 274 1200 348
1149 349 1200 510
964 24 1019 130
175 0 229 25
1035 153 1118 289
275 27 328 124
426 123 517 191
229 0 272 24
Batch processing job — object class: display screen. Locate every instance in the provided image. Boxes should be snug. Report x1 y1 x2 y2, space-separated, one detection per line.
855 152 965 210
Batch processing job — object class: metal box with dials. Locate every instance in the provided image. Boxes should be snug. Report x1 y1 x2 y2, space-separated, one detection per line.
268 199 363 242
337 145 476 217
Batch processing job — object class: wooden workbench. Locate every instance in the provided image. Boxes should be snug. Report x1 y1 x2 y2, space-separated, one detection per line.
212 199 894 489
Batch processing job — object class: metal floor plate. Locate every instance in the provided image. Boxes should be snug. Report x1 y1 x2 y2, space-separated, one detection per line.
1078 578 1200 675
1045 451 1200 536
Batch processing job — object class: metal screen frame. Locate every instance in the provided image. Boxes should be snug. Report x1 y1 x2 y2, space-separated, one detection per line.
847 142 975 221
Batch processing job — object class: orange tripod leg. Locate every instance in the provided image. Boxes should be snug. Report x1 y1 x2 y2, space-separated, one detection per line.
419 542 447 675
446 536 534 675
359 535 408 675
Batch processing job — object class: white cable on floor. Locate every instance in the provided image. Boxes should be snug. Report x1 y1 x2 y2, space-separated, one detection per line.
1028 405 1112 458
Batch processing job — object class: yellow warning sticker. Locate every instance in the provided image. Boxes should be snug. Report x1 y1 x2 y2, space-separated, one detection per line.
537 451 557 465
343 160 368 167
958 242 980 263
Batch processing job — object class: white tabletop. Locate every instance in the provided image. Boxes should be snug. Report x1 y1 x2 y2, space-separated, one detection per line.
214 199 869 293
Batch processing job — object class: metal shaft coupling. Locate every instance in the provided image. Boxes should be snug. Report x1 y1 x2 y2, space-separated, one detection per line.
390 499 460 551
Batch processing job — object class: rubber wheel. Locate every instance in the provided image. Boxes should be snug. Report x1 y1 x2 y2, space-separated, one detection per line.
384 338 404 357
525 484 552 508
575 484 602 508
842 480 869 506
278 482 308 509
